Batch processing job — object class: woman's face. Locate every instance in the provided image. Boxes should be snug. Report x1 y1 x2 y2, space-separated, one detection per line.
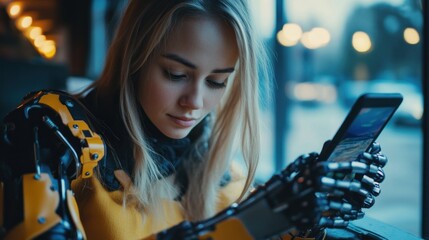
137 16 238 139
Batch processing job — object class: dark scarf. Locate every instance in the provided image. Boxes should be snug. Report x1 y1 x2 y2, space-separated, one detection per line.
81 89 204 191
140 110 192 177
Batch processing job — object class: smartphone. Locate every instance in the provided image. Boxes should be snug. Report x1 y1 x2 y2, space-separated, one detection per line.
319 93 403 162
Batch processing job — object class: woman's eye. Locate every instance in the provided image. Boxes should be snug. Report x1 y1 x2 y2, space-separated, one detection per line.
163 70 186 81
207 79 226 89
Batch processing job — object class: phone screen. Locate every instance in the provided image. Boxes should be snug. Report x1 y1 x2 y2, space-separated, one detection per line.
326 107 396 162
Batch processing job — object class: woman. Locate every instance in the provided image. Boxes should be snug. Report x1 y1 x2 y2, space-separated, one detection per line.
0 0 386 239
70 0 389 238
73 0 271 238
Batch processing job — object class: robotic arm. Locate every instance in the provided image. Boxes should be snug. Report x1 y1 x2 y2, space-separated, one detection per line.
0 90 386 240
0 90 104 239
144 145 386 240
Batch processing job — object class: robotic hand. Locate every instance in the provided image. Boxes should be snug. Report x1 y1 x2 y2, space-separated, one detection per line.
144 142 388 240
285 142 387 237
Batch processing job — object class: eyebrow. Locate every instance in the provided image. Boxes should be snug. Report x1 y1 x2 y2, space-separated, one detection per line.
162 53 235 73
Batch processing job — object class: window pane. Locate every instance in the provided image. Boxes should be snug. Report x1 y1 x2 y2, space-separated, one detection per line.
252 0 422 236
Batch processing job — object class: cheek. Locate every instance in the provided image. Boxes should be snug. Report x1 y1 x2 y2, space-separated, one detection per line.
138 73 175 111
205 90 226 111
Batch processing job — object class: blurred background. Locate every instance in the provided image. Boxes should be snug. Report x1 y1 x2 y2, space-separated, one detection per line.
0 0 424 238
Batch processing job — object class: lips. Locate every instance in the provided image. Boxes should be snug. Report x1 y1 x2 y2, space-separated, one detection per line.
167 114 197 128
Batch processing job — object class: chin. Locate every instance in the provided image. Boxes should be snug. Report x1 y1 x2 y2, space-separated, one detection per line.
163 129 191 139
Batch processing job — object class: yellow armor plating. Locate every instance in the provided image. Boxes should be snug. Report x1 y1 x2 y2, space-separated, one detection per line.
39 93 104 178
5 174 61 240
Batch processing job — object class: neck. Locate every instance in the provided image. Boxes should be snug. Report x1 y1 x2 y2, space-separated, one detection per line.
140 108 191 176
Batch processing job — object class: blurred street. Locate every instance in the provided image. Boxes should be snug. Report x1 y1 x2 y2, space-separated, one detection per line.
257 102 422 236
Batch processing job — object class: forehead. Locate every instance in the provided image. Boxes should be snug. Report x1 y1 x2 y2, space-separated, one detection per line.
160 16 239 68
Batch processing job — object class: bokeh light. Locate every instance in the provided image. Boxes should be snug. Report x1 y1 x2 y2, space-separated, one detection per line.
403 27 420 45
352 31 372 53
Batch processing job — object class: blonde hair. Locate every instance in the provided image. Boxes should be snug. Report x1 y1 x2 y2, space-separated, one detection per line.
83 0 271 225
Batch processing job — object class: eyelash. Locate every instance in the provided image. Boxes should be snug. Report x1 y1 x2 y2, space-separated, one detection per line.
207 80 226 89
164 70 186 81
163 70 227 89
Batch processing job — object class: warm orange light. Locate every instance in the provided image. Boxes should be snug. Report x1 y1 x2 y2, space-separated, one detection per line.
16 16 32 29
23 26 42 40
35 39 56 59
30 27 42 40
34 35 46 47
40 44 56 58
43 40 55 46
7 3 22 18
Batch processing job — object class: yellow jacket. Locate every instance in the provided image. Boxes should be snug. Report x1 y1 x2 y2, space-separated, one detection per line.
72 167 249 240
0 169 320 240
71 168 320 240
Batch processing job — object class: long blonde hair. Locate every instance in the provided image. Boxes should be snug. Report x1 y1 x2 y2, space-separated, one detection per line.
84 0 271 224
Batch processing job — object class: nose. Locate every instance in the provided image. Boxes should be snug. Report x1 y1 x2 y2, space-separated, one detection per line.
179 83 204 110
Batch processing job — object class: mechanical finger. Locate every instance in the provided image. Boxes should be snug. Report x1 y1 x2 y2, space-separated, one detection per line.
367 142 381 155
355 174 381 196
366 165 385 183
318 176 377 209
324 199 353 216
318 177 368 197
317 161 385 183
318 204 365 228
316 199 365 228
360 152 388 168
315 193 352 213
321 175 377 208
345 191 376 209
318 216 349 228
337 209 365 221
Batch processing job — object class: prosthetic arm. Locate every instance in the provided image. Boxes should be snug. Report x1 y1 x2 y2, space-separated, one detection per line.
143 144 386 240
0 90 387 240
0 90 104 239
